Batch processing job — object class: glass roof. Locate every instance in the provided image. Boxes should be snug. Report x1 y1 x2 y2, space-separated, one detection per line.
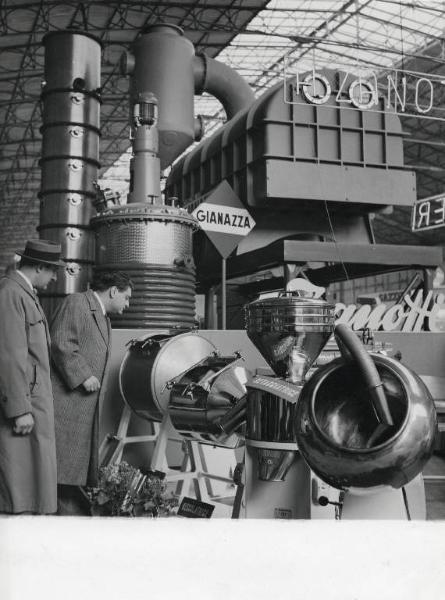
100 0 445 196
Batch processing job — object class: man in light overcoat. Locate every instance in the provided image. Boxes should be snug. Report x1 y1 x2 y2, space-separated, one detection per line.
0 239 64 514
50 269 132 515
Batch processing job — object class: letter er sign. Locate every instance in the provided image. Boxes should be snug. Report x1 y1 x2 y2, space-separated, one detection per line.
192 180 256 258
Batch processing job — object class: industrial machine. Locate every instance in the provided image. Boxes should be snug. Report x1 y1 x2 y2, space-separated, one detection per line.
37 24 441 520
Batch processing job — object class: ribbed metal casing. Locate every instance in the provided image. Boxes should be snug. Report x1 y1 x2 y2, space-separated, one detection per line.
39 31 101 314
91 204 198 329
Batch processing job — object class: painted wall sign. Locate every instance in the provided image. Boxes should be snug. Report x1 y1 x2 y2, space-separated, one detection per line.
412 193 445 232
335 290 445 333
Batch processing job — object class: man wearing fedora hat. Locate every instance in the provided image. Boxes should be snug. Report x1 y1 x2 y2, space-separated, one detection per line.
0 239 64 514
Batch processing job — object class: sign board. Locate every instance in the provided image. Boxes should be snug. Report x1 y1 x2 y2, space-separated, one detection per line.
283 57 445 122
335 290 445 333
191 180 256 258
412 193 445 232
177 497 215 518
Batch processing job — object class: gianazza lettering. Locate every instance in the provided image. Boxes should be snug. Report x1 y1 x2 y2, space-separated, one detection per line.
195 209 251 229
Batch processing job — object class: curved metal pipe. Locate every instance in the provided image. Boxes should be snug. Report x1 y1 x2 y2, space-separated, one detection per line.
334 323 393 427
217 396 247 439
194 53 255 120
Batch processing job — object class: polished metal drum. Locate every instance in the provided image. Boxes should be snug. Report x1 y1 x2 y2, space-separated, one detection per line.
119 332 216 422
245 292 335 382
295 354 437 490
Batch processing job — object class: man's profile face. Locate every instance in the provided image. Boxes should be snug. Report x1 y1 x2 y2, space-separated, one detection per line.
109 285 132 314
35 265 58 290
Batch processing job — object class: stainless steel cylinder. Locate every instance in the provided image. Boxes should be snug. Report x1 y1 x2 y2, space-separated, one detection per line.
39 262 92 317
42 31 102 90
40 193 95 227
119 332 217 422
42 91 100 126
41 124 100 163
37 226 95 262
91 204 197 329
39 31 101 315
40 158 99 196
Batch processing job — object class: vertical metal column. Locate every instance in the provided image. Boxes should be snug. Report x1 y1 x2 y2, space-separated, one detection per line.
39 31 102 317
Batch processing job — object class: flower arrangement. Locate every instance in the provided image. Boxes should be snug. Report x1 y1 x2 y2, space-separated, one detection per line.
87 461 178 517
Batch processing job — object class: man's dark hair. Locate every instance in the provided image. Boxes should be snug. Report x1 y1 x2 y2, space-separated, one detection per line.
90 270 133 292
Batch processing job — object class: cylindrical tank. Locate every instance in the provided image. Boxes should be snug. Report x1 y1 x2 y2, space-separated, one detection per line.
39 30 101 316
295 354 437 490
119 332 217 422
91 204 198 329
124 24 196 169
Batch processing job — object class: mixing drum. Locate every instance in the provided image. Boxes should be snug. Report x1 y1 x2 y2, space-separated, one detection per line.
295 352 437 491
119 331 216 422
119 331 249 448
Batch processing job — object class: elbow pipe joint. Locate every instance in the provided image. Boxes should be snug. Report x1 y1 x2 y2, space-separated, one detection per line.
334 323 394 427
193 53 255 120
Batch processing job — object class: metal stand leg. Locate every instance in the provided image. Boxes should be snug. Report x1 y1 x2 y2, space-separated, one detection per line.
99 404 159 467
100 404 242 515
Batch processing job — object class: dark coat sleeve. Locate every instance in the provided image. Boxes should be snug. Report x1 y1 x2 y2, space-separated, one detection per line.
50 294 94 390
0 286 33 418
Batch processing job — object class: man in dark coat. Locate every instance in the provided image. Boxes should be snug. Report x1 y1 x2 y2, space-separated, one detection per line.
0 239 64 514
50 270 133 515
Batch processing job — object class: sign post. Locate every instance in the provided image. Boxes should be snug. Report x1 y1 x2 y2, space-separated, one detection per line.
191 180 255 329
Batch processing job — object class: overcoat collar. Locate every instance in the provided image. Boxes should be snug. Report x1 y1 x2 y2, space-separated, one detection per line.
5 271 51 353
7 270 36 299
85 289 109 345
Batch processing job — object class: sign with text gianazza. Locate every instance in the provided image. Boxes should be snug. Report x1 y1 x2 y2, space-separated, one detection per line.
335 290 445 333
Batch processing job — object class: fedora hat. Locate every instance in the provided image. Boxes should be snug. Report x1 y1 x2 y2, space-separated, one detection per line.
16 239 65 267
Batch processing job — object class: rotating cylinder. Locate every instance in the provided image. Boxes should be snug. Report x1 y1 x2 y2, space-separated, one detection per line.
295 354 437 491
119 332 217 422
39 31 102 316
91 204 198 329
119 331 248 447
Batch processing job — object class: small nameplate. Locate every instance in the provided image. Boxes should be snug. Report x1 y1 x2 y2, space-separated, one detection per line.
274 507 293 519
178 497 215 518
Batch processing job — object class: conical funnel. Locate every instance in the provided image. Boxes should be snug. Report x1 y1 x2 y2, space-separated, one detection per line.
245 292 335 383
